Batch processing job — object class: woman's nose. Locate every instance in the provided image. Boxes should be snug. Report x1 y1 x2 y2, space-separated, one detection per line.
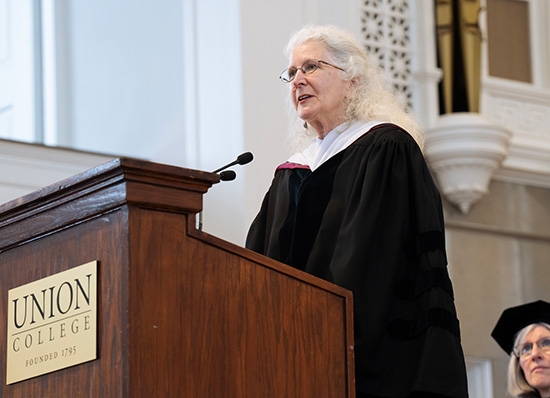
292 69 307 86
531 345 544 358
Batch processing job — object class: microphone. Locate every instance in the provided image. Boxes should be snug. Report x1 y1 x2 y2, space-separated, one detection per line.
212 152 254 174
219 170 236 181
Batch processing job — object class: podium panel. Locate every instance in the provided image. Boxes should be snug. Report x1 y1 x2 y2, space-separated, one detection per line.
0 158 355 397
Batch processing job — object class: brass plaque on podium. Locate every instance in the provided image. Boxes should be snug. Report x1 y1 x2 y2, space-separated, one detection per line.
6 261 98 384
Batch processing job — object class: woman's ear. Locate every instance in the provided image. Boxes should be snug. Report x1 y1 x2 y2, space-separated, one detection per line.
346 76 360 96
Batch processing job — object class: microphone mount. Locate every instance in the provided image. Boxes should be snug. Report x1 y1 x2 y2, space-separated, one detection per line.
219 170 236 181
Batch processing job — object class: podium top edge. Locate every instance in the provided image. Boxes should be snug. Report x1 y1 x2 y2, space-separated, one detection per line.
0 157 220 216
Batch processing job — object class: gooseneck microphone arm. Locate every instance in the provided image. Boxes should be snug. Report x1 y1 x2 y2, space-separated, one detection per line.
198 151 254 231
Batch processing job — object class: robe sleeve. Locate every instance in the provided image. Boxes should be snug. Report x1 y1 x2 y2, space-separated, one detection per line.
324 128 467 397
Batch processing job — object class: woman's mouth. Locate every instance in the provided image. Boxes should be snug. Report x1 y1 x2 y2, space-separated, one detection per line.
532 366 548 373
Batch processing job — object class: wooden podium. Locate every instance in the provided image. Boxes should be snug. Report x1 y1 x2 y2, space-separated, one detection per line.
0 158 355 397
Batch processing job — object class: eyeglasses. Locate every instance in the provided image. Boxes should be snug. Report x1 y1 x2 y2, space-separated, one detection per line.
513 337 550 358
279 59 345 83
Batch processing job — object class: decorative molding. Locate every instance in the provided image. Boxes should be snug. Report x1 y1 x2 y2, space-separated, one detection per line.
481 77 550 188
425 113 512 214
360 0 413 108
483 80 550 136
410 1 550 192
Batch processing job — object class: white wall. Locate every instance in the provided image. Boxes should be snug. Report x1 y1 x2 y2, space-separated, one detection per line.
0 0 39 142
55 0 188 161
39 0 249 244
0 0 360 246
46 0 363 246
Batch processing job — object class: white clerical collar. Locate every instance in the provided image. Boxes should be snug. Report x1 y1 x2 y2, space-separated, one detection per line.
288 120 384 170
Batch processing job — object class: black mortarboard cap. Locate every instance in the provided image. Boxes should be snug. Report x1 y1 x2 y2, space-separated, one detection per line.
491 300 550 354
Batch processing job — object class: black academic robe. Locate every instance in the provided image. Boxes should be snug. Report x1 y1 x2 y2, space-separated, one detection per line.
246 124 469 398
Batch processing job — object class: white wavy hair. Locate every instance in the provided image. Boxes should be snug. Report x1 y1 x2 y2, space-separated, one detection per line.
283 24 424 152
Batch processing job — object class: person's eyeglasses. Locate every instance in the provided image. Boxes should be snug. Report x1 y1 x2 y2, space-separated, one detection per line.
279 59 345 83
513 337 550 358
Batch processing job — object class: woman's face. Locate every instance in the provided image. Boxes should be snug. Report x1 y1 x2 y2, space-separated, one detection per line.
519 326 550 397
288 41 353 138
